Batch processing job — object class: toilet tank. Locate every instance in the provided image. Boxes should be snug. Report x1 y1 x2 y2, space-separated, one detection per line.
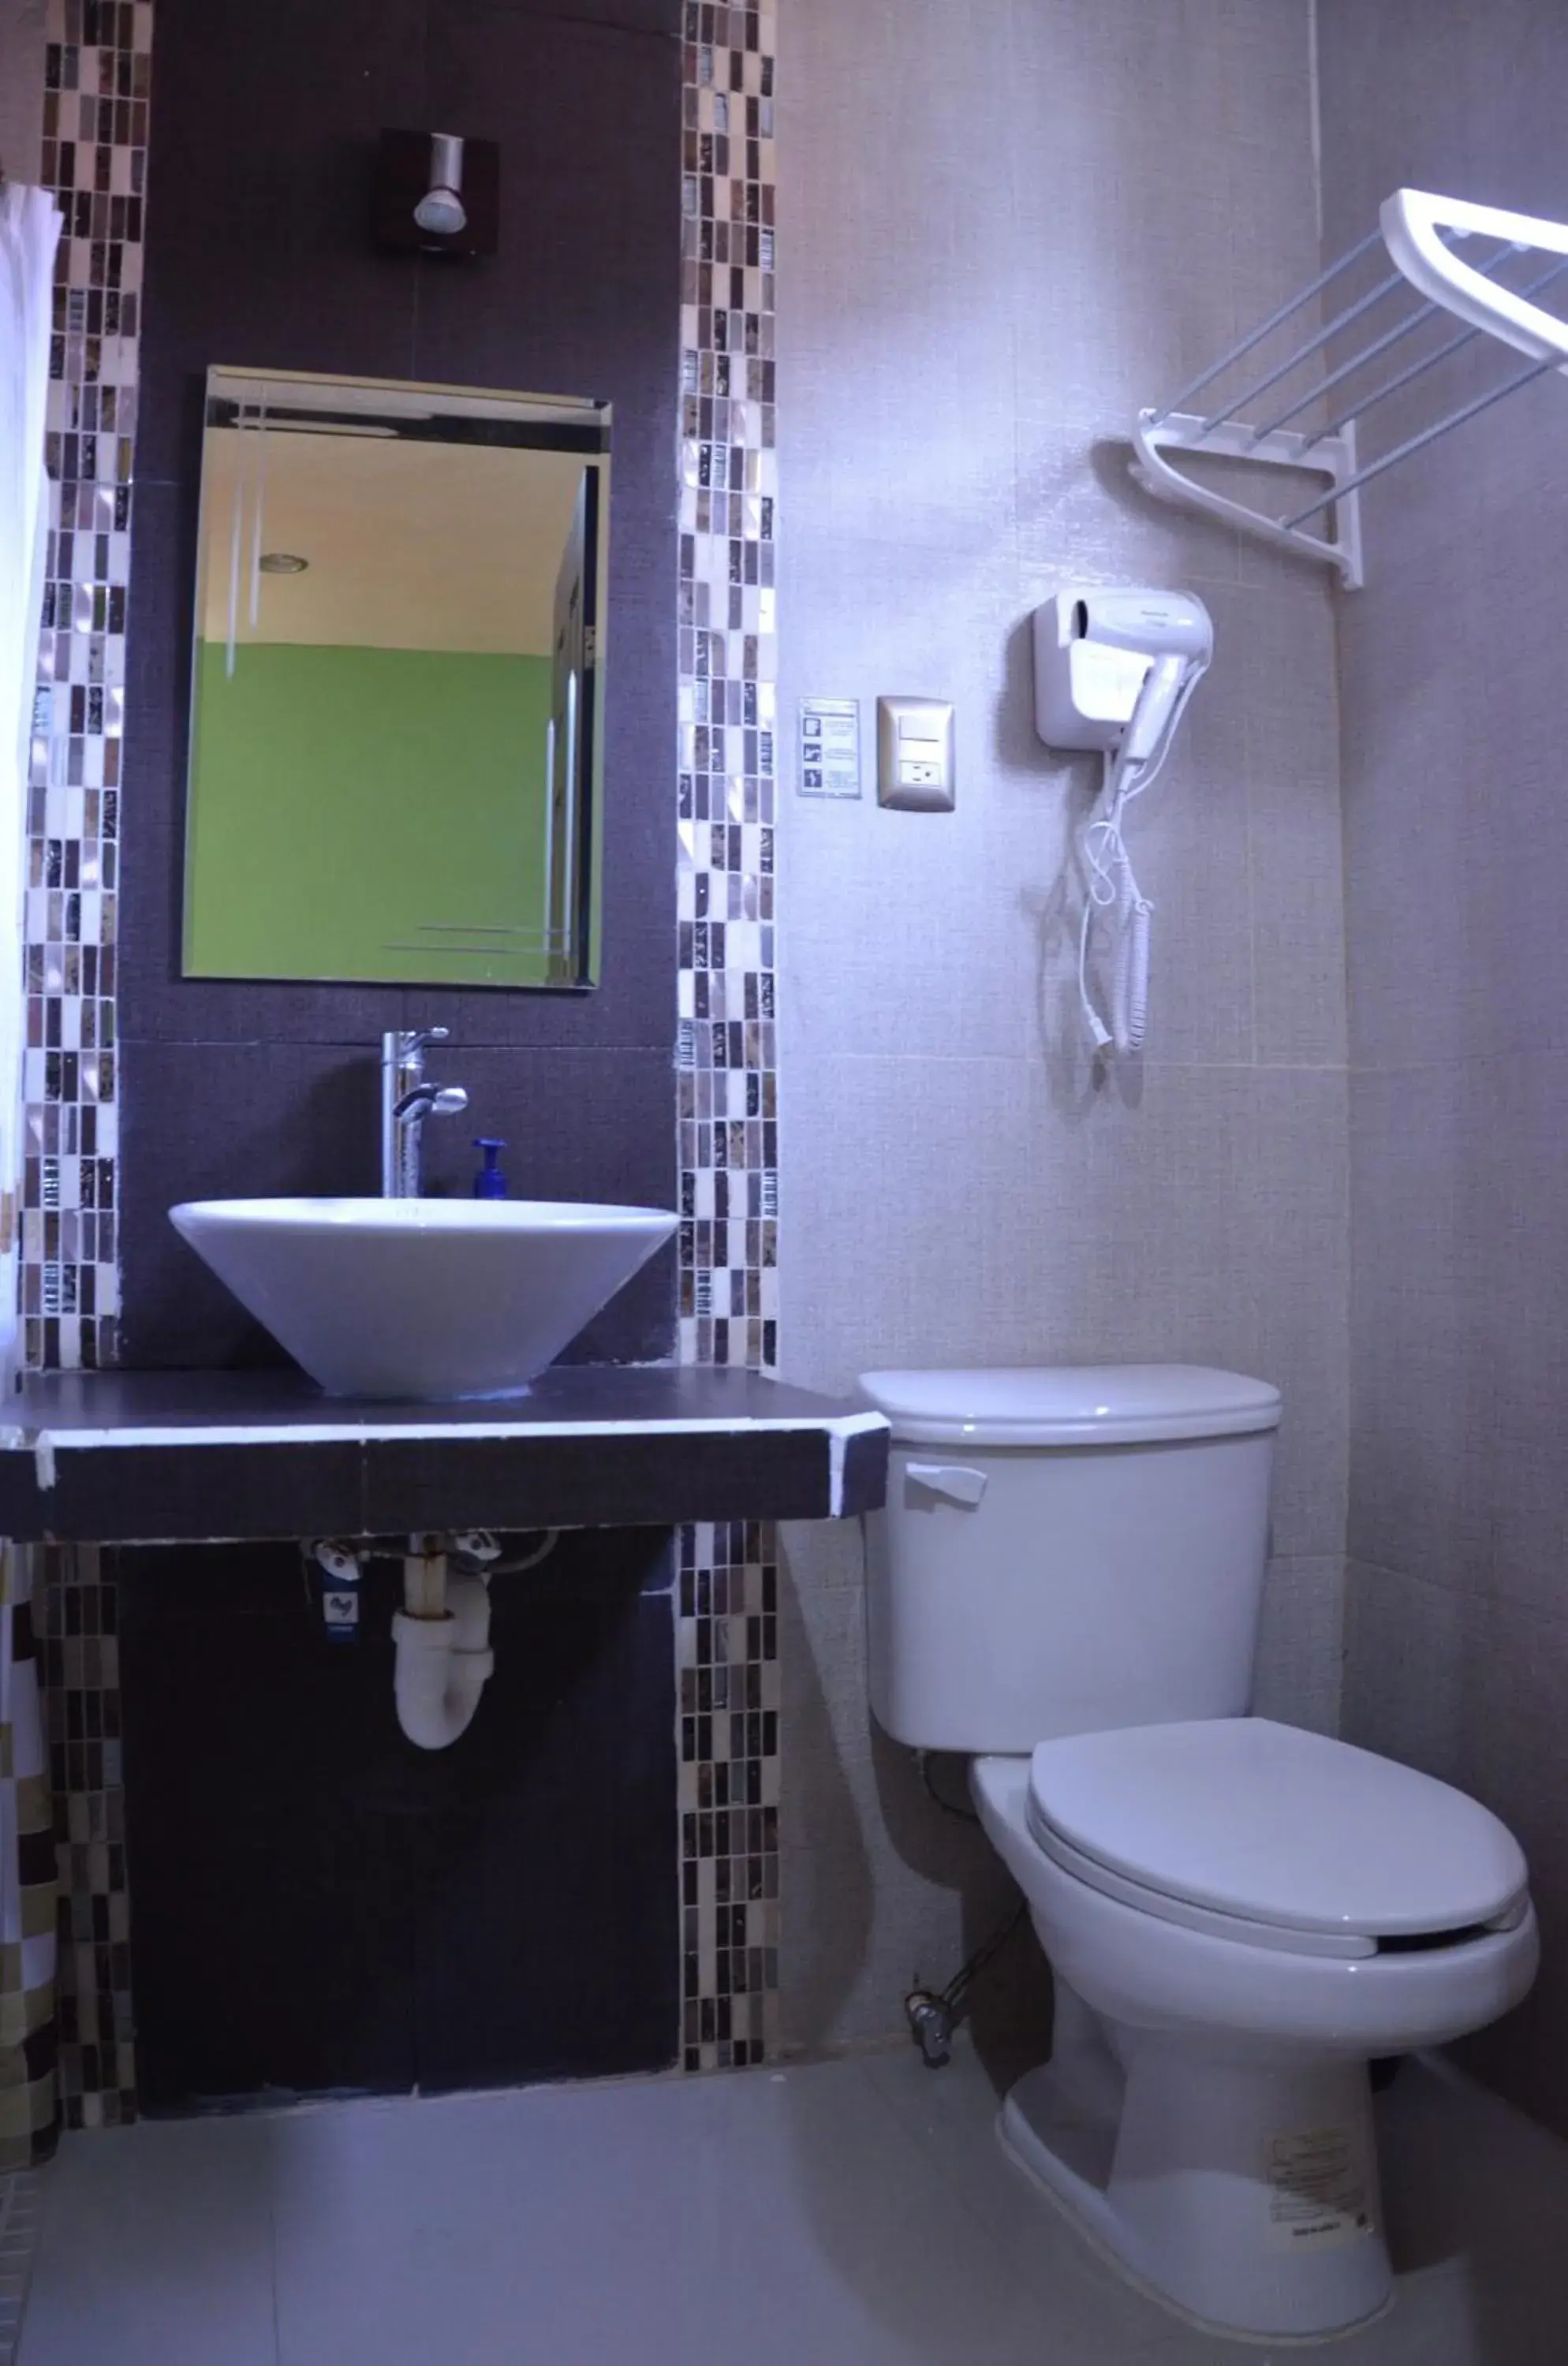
861 1366 1282 1754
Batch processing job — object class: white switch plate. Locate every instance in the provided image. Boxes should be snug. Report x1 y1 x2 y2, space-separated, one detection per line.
876 696 954 811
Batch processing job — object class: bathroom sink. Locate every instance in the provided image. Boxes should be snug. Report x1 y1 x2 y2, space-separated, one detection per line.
169 1198 677 1400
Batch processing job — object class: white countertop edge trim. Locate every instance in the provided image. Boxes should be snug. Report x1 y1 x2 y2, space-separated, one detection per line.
9 1407 890 1463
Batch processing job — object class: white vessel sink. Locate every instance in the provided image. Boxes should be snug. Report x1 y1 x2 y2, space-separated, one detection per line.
169 1197 678 1400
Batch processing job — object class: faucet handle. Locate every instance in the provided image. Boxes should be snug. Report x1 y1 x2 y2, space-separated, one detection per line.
384 1024 452 1069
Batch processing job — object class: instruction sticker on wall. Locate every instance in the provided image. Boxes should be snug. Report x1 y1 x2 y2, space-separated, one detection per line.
797 698 861 798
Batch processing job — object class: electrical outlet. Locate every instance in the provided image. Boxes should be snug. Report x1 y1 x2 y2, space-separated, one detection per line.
876 696 955 811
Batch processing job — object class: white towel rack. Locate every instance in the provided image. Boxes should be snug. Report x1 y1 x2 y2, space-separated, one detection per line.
1131 190 1568 588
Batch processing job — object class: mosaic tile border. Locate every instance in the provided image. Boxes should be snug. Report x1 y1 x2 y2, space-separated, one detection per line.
33 1546 133 2127
24 0 149 2130
675 1 781 2074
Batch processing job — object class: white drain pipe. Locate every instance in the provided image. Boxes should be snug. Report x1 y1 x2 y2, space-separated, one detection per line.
391 1539 495 1751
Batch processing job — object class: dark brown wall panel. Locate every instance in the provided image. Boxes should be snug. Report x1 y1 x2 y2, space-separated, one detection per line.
121 0 681 1367
119 1532 680 2109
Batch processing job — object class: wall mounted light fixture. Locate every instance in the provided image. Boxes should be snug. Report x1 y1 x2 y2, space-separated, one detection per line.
413 133 467 237
374 129 499 258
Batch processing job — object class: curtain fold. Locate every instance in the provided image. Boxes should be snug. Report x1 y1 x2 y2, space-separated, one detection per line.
0 176 65 2166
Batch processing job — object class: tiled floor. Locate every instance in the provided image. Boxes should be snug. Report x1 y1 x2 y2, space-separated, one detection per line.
21 2040 1568 2364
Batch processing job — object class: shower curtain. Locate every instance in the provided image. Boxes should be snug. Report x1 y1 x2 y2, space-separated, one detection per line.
0 176 64 2168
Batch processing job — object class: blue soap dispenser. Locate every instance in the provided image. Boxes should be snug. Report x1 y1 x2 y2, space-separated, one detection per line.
472 1139 509 1200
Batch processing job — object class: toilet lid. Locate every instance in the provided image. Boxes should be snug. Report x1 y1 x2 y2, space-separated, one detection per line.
1027 1719 1529 1940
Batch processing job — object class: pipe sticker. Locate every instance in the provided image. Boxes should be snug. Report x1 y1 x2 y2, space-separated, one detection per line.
1265 2125 1376 2252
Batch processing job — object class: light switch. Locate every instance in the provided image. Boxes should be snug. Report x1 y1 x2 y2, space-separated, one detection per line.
876 697 954 811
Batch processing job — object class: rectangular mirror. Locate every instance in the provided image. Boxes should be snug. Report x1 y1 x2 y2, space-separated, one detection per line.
184 367 609 989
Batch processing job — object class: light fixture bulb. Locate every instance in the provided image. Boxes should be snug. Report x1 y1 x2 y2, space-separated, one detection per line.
413 186 467 237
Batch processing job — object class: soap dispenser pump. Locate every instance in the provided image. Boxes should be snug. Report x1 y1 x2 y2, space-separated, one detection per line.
472 1139 508 1200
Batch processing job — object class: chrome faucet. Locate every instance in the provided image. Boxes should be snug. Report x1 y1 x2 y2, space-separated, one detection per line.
381 1028 469 1198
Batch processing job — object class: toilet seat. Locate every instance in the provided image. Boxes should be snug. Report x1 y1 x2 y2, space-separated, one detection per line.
976 1749 1539 2053
1030 1818 1379 1957
1027 1717 1529 1947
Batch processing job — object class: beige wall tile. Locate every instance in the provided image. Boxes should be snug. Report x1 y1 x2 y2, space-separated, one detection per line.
779 0 1344 2050
1253 1556 1346 1735
1327 0 1568 2142
1343 1558 1568 2129
779 1051 1036 1391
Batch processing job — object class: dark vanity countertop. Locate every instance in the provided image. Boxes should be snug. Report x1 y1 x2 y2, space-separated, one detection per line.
0 1367 890 1543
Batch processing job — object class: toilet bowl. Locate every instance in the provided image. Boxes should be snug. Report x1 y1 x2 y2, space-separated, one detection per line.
973 1743 1536 2339
858 1365 1540 2342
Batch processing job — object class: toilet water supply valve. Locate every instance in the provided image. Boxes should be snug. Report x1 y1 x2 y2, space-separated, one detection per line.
904 1745 1029 2068
903 1896 1028 2069
307 1528 559 1750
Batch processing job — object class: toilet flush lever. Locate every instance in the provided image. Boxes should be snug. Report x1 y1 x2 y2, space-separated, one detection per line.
905 1462 987 1507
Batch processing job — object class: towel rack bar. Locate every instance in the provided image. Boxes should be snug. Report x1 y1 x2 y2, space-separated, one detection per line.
1283 356 1555 527
1148 230 1381 427
1197 270 1406 437
1248 237 1526 446
1316 253 1568 441
1248 300 1437 444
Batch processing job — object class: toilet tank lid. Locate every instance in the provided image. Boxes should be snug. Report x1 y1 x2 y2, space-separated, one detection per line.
857 1364 1282 1447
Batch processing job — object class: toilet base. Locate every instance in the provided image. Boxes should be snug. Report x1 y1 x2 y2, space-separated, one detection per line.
998 2007 1394 2342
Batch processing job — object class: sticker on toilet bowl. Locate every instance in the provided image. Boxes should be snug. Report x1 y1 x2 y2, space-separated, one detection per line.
1264 2125 1376 2252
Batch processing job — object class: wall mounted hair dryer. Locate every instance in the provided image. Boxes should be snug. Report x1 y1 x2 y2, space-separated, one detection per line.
1032 586 1214 1059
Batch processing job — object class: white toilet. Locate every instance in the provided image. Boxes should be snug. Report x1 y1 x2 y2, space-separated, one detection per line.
859 1364 1538 2342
